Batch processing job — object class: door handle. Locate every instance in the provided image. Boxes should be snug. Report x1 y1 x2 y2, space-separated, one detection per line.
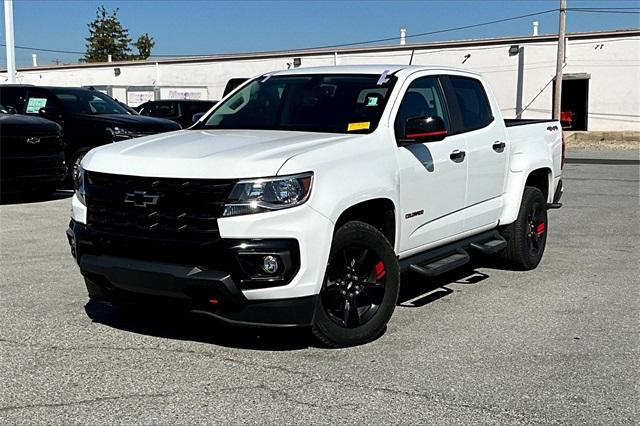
492 141 506 153
450 149 466 163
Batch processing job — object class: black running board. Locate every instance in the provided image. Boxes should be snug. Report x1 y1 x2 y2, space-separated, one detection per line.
400 230 505 275
469 236 507 255
409 249 470 278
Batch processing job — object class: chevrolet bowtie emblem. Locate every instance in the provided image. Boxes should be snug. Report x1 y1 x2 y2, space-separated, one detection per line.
124 191 159 208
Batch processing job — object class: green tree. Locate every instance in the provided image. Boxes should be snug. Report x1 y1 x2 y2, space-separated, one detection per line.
83 6 156 62
134 33 155 60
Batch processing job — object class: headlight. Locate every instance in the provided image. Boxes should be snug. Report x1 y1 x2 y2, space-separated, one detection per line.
74 164 86 206
107 126 137 141
223 173 313 217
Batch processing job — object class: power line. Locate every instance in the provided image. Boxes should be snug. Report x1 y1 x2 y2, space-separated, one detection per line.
1 7 637 61
286 8 560 51
568 10 640 15
1 8 559 59
0 43 84 55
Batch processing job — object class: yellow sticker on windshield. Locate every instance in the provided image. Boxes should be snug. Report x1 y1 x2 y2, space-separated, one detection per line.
347 122 370 131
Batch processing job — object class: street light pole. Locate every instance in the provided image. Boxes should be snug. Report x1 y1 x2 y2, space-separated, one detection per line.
553 0 567 120
3 0 17 83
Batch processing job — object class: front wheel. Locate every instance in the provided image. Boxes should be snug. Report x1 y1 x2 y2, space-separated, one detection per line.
71 150 88 182
312 221 400 347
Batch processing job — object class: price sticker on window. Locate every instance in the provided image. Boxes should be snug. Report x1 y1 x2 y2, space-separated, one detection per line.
26 98 47 114
347 122 370 132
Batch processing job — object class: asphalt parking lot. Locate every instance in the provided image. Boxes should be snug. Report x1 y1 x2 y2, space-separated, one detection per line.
1 150 638 425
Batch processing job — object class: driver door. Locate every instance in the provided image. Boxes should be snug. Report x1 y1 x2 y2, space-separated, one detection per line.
395 75 468 254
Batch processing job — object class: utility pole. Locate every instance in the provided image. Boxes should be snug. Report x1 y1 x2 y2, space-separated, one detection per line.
3 0 17 83
553 0 567 120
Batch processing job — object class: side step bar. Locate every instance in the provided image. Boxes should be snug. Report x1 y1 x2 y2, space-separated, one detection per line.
469 236 507 255
410 249 470 278
400 230 509 278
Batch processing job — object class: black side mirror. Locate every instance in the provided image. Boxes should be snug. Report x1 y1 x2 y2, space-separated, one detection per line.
402 116 448 144
192 112 205 123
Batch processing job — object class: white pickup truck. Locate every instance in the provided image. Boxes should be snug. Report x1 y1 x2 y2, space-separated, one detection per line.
67 65 564 346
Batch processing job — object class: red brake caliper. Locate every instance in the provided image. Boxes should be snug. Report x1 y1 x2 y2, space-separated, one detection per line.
374 261 386 281
536 222 546 236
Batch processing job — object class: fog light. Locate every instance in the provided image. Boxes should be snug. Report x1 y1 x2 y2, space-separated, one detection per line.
262 255 279 274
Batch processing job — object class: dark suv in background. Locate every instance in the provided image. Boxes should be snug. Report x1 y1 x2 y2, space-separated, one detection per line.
0 104 66 196
136 99 218 129
0 85 181 178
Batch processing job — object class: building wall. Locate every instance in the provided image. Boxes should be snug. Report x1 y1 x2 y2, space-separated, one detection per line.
3 34 639 131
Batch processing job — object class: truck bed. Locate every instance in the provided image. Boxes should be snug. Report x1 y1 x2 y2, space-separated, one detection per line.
504 118 557 127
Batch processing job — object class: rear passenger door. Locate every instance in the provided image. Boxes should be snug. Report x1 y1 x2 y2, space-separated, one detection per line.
443 76 508 230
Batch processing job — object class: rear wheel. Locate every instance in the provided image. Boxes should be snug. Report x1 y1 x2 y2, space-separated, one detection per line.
312 221 400 347
500 186 548 270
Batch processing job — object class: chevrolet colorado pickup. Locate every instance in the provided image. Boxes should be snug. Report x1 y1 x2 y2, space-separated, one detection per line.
67 65 564 347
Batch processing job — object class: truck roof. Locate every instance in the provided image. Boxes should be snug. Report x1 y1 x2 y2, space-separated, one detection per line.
268 64 478 76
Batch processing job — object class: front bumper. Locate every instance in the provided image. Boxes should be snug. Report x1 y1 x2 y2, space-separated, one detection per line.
80 254 317 327
67 220 321 327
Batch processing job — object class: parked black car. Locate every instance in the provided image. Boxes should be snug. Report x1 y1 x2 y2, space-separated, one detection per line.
136 99 218 129
0 85 181 178
0 105 66 196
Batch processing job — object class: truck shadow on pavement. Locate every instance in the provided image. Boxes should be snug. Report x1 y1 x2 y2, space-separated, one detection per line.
84 262 492 351
397 262 489 307
0 189 73 205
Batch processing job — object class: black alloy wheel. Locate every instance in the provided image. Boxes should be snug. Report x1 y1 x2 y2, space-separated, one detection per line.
312 221 400 347
500 186 548 270
526 202 546 257
322 245 387 328
72 152 86 182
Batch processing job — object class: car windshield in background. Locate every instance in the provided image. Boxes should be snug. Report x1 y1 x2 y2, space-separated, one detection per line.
48 88 129 115
202 74 397 134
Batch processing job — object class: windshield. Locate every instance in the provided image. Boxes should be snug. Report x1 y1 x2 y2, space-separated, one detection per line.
48 88 129 115
201 74 397 134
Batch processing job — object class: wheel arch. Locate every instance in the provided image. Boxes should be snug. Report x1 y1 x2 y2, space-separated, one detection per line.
500 165 553 225
524 167 552 202
334 198 397 250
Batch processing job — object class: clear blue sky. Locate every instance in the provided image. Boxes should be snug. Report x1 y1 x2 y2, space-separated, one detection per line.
2 0 639 66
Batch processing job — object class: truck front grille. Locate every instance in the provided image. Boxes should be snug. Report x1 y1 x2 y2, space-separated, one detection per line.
0 133 64 156
85 171 236 243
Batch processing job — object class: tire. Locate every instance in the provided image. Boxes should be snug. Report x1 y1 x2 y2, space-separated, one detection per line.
312 221 400 347
500 186 548 270
71 150 89 182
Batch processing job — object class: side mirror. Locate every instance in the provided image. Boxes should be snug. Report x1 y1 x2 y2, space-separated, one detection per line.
192 112 205 123
402 116 448 144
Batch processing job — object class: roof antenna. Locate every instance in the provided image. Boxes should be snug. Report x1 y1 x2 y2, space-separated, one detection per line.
409 49 415 65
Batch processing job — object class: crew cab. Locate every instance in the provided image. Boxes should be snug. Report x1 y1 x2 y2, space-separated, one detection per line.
67 65 564 347
0 85 181 179
0 105 66 196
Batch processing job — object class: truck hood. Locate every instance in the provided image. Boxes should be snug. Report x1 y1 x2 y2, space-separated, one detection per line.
71 113 181 131
82 129 354 178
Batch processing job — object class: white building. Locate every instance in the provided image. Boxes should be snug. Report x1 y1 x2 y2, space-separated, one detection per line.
2 28 639 131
